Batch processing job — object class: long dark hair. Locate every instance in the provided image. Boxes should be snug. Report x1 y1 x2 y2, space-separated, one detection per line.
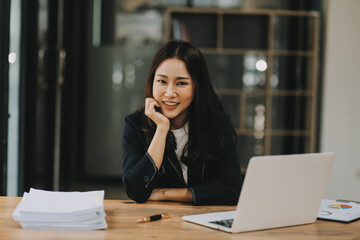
139 40 236 164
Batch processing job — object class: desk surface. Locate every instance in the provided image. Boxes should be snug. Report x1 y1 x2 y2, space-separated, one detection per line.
1 196 359 240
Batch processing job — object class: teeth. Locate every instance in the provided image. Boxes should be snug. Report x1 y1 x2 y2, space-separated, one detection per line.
164 102 178 106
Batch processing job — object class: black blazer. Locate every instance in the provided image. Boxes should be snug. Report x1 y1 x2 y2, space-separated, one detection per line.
122 111 243 205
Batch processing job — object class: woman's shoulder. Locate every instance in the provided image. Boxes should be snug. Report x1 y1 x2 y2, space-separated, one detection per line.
125 108 145 123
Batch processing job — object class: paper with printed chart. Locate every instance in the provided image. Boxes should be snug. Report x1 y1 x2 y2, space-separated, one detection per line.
317 199 360 223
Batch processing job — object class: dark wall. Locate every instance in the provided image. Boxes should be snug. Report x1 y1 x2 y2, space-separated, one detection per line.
0 0 10 196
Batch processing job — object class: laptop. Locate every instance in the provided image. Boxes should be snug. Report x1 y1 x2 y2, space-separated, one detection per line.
182 152 335 233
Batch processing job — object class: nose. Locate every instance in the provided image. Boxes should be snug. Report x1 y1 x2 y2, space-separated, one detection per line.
164 84 177 97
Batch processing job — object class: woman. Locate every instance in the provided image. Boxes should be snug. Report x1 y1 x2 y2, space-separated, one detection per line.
122 40 243 205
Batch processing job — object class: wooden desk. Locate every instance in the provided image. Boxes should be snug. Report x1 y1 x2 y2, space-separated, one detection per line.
1 197 359 239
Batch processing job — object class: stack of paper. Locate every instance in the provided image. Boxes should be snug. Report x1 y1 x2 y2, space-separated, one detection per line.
12 188 108 230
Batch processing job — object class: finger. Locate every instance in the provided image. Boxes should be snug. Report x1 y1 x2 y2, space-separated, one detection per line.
147 101 155 113
152 102 160 111
147 99 160 113
145 98 152 110
145 101 158 118
151 99 160 108
145 98 153 115
146 98 159 109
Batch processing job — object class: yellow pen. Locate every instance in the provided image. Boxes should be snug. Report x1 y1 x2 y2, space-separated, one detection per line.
137 213 170 223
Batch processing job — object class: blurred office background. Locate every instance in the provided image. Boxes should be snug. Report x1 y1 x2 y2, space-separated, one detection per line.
1 0 359 200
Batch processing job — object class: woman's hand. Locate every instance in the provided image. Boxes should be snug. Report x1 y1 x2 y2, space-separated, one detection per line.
145 98 169 170
145 98 170 129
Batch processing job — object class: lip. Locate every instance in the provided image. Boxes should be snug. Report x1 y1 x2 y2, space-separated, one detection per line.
162 101 179 109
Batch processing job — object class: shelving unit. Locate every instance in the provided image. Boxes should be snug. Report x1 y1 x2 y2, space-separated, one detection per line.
165 8 319 170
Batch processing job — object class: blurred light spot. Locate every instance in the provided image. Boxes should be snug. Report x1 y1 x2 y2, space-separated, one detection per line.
125 63 135 74
112 62 123 91
125 75 135 88
125 63 136 89
254 104 265 139
270 74 279 87
244 55 257 70
8 53 16 63
243 72 256 86
254 116 265 130
254 144 264 154
254 131 265 139
112 71 123 85
256 60 267 72
255 104 265 114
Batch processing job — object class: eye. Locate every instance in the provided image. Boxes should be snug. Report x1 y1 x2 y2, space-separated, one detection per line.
157 79 166 84
177 81 189 86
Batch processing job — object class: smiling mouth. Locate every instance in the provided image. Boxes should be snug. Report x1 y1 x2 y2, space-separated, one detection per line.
163 101 179 106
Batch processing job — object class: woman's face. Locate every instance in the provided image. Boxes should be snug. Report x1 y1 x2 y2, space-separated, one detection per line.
152 58 195 129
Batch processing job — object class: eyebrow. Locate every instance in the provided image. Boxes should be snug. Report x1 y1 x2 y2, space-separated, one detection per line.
156 74 190 80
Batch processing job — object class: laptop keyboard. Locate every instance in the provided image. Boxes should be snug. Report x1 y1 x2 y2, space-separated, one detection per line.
210 219 234 228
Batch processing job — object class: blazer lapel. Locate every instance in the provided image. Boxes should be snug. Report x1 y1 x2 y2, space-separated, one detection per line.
166 151 186 186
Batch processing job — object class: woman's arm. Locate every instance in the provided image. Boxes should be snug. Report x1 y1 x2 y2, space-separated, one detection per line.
145 98 170 169
149 188 193 202
122 116 161 203
147 125 168 170
122 98 171 203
